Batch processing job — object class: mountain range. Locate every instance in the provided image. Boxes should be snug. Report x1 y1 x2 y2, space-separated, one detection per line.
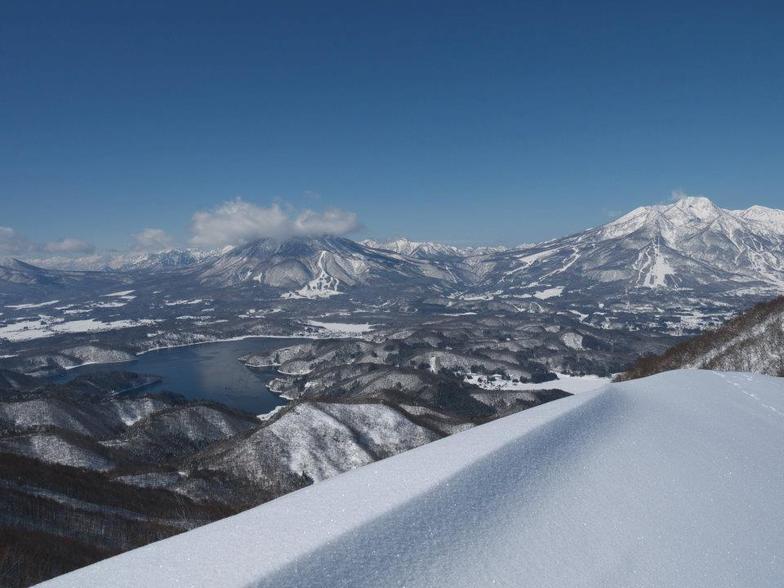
1 196 783 352
361 238 507 259
5 196 783 303
26 248 220 272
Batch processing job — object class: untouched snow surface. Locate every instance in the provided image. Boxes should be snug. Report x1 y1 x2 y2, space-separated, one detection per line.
41 370 784 587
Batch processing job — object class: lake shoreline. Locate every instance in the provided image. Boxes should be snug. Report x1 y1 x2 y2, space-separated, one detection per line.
58 337 309 415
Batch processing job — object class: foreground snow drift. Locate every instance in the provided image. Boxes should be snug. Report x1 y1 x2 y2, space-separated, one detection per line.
41 370 784 587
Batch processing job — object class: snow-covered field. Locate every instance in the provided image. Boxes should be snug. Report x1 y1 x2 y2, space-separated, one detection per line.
41 370 784 587
4 299 59 310
0 317 160 342
532 286 564 299
102 290 135 298
306 320 374 335
465 371 610 394
164 298 204 306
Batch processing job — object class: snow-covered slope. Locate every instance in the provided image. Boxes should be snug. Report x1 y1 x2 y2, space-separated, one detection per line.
41 370 784 587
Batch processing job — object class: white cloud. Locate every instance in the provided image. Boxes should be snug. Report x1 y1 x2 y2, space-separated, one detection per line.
189 199 361 248
293 208 360 236
44 237 96 254
0 226 35 256
132 228 175 252
670 190 708 202
1 226 96 260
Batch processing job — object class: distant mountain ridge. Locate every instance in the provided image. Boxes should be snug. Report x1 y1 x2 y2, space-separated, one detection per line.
0 258 122 288
362 238 506 259
27 248 219 272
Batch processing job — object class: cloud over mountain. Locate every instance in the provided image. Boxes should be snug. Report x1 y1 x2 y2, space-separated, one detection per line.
44 238 96 254
0 226 34 255
189 199 360 248
132 228 175 252
1 227 95 257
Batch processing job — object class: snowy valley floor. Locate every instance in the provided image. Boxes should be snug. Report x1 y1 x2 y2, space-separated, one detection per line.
41 369 784 587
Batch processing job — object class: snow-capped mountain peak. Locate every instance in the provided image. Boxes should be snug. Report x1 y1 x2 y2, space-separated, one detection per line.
599 205 660 239
670 195 722 221
600 196 726 240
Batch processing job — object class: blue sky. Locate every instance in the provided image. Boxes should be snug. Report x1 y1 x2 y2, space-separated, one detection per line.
2 0 783 252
